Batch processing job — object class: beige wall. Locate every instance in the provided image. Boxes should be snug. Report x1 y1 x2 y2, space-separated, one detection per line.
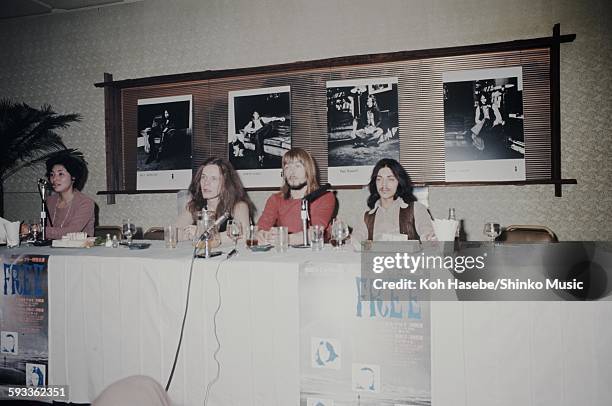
1 0 610 240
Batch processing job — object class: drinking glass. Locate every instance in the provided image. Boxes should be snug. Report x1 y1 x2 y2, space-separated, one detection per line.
122 218 136 245
246 224 258 248
331 219 349 249
273 226 289 253
30 220 40 241
226 219 243 249
483 222 501 242
20 220 31 241
309 225 324 251
164 224 178 248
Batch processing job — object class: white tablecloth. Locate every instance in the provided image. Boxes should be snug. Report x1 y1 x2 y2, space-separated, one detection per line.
2 242 611 405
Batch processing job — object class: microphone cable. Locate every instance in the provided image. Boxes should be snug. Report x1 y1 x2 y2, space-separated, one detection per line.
165 244 235 399
203 250 230 406
165 244 198 391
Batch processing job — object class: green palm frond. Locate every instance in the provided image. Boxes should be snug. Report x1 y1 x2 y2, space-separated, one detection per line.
0 98 81 182
2 149 86 181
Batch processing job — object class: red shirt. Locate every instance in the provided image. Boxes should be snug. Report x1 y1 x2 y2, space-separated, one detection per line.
257 191 336 234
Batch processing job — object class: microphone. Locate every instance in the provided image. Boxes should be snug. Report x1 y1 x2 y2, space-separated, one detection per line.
38 178 50 200
197 211 230 241
302 183 331 203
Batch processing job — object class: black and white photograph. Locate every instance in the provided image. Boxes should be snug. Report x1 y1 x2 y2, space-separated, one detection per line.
443 67 526 181
25 363 46 387
228 86 290 187
327 78 399 185
137 95 193 190
1 331 18 355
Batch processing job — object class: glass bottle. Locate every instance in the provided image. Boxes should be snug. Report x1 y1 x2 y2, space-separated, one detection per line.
448 208 460 240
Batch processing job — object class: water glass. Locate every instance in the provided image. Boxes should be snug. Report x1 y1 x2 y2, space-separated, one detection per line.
246 224 258 248
226 219 243 248
122 218 136 244
483 222 501 242
29 219 40 241
309 225 324 251
273 226 288 253
164 225 178 248
331 219 349 250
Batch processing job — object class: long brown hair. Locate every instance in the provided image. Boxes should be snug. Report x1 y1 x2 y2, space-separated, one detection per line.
367 158 416 209
280 147 320 199
187 158 256 221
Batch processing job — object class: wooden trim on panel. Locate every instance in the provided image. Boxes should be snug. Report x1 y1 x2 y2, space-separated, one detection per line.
94 34 575 90
103 72 122 205
550 24 563 197
97 178 577 196
328 178 578 188
420 178 577 187
98 189 181 195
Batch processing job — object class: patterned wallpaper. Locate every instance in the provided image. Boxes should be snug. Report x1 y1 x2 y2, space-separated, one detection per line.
1 0 610 240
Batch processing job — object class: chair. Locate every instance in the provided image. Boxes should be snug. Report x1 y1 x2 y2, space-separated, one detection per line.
498 225 558 243
143 227 165 240
92 375 171 406
94 225 122 239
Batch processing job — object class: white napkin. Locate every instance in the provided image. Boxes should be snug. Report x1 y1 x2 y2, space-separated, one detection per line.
0 216 11 243
433 219 458 242
3 220 21 247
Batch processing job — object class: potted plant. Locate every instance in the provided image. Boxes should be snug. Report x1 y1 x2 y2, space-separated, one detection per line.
0 98 81 217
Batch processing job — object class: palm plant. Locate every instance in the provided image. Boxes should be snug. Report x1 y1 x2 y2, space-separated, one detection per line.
0 98 81 216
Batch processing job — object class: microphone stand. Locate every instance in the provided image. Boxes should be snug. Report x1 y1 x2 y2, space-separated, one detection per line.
293 199 310 249
34 179 52 246
194 212 228 258
291 183 332 249
200 229 216 258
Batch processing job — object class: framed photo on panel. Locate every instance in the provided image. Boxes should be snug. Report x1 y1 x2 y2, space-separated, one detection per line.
443 67 526 181
327 78 400 186
136 95 193 190
228 86 291 188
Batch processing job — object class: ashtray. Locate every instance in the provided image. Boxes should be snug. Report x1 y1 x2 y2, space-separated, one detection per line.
128 243 151 250
248 244 273 252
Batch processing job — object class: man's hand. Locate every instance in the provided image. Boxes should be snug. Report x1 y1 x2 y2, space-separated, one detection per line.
257 228 276 245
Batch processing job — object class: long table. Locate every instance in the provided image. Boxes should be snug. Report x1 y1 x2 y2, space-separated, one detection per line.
1 242 612 405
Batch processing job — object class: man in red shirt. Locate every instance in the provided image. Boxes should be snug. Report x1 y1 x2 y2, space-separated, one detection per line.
257 148 335 245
